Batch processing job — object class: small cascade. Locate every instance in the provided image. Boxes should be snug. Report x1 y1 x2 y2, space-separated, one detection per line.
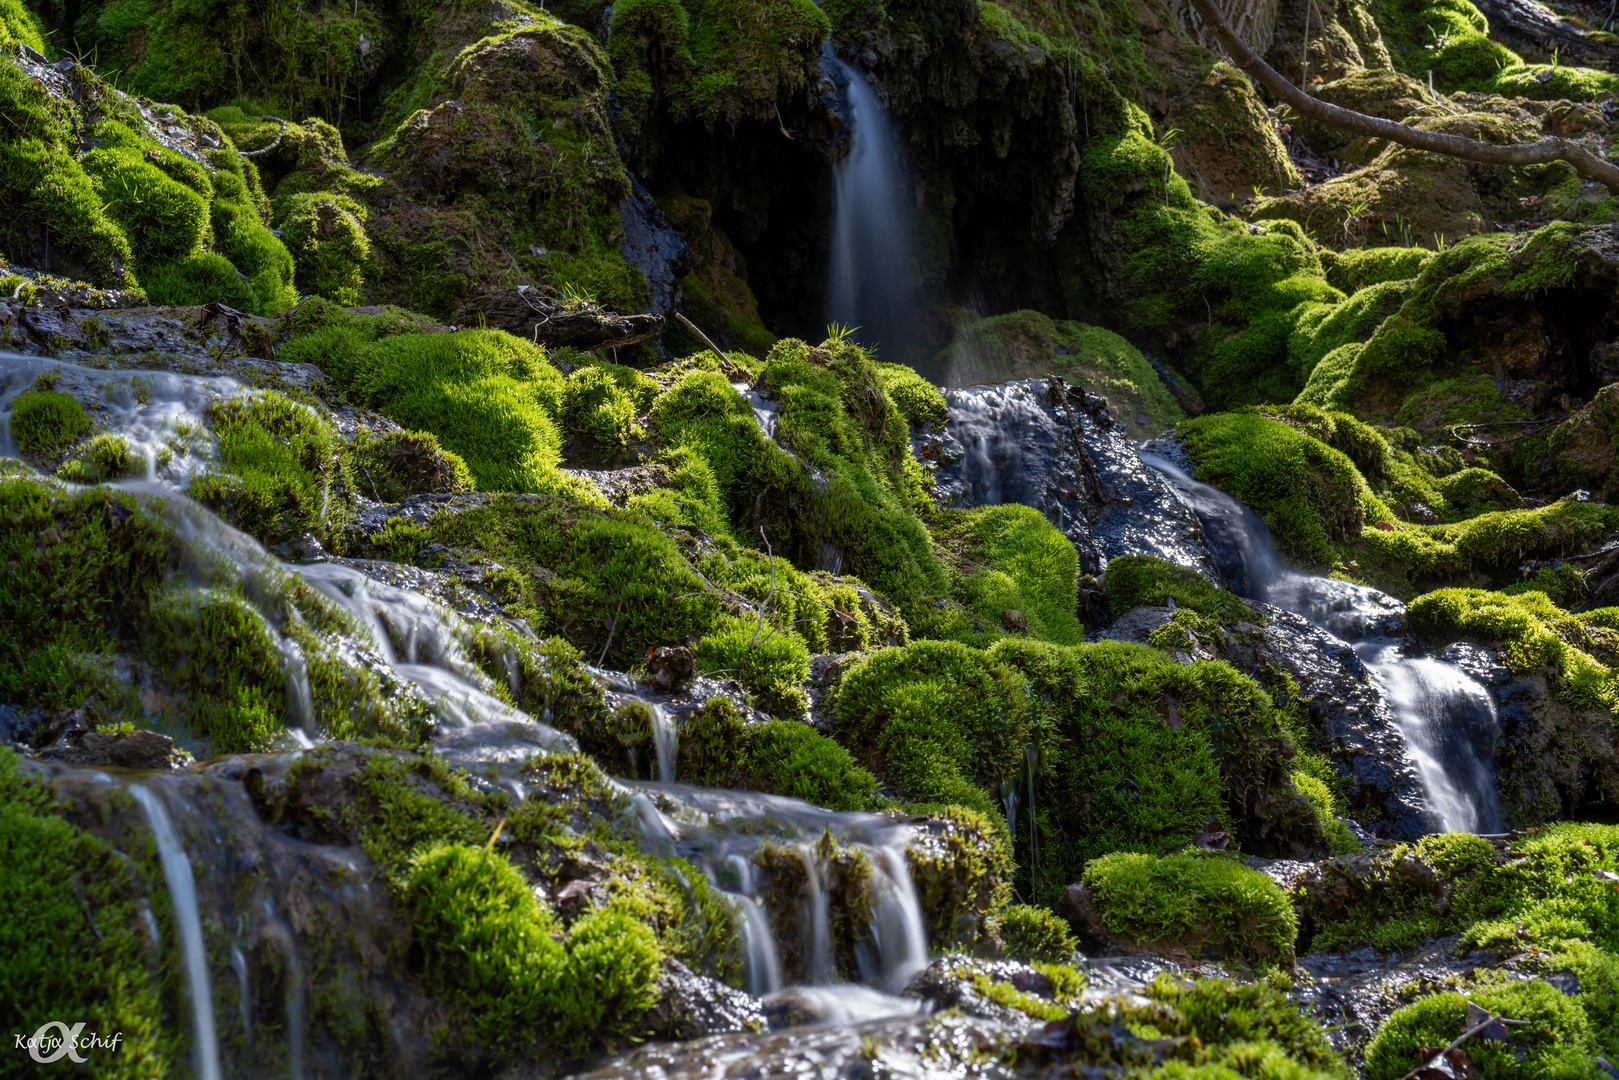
650 701 679 784
1144 452 1505 833
131 784 222 1080
631 784 930 996
867 845 930 992
796 845 835 985
731 381 782 444
826 54 919 354
1359 643 1504 834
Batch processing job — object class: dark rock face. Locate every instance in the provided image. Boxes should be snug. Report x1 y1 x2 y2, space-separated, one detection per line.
619 179 693 321
926 377 1215 576
1238 606 1430 839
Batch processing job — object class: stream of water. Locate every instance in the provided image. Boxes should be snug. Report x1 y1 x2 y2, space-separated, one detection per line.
825 54 919 355
1142 452 1504 834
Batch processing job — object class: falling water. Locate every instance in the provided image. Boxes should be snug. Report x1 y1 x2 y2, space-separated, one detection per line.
650 702 679 784
797 845 836 985
826 55 918 354
131 784 222 1080
632 783 931 997
1143 452 1504 834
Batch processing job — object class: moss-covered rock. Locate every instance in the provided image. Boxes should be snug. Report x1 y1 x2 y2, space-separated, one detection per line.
1072 850 1300 964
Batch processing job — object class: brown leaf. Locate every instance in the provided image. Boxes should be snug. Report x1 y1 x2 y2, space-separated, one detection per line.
1157 697 1182 731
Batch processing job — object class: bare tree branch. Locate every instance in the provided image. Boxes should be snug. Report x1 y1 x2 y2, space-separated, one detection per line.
1184 0 1619 193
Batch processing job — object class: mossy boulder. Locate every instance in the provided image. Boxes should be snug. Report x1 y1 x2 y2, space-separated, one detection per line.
1066 850 1300 964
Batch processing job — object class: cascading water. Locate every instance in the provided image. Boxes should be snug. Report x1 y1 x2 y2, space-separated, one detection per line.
131 783 222 1080
3 350 944 1067
634 783 932 1005
825 54 919 354
1143 451 1504 833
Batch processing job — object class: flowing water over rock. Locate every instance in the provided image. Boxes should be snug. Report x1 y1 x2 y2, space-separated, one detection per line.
927 378 1214 575
826 55 920 356
1143 451 1505 834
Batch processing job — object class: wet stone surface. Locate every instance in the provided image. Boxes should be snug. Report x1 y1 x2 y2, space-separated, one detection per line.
926 378 1215 576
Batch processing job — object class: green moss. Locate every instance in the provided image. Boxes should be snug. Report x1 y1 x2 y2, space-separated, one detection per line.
1365 980 1594 1080
0 748 175 1078
0 0 47 49
1083 850 1299 963
999 902 1078 963
141 251 262 310
10 388 91 455
56 433 139 484
1292 770 1361 855
344 427 473 503
871 362 948 428
188 390 346 546
145 588 286 751
1077 109 1340 409
833 639 1031 817
279 192 369 305
998 639 1307 902
401 841 661 1054
907 805 1013 953
608 0 829 137
562 365 642 464
1106 555 1250 623
935 503 1083 646
282 318 589 499
1140 975 1349 1079
1409 588 1619 710
675 700 880 809
1319 246 1434 294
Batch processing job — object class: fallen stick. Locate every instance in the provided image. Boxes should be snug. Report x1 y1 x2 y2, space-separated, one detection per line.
1184 0 1619 192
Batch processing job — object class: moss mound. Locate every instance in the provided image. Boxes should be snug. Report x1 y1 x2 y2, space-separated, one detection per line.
1082 850 1299 963
10 388 91 455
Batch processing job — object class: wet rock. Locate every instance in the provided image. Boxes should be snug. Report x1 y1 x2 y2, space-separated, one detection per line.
568 1012 1009 1079
0 703 53 747
36 728 193 771
999 609 1028 633
643 959 765 1041
647 646 696 693
902 956 1057 1024
449 287 663 350
929 377 1216 576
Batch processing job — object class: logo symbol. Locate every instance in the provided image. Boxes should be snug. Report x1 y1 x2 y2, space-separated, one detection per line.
28 1022 87 1064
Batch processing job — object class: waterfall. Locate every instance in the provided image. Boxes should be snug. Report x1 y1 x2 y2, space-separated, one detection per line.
630 784 931 995
650 702 678 784
797 844 835 985
131 784 222 1080
826 55 918 354
1144 452 1504 833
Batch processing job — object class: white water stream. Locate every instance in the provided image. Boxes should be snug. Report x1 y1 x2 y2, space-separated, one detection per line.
1144 452 1503 833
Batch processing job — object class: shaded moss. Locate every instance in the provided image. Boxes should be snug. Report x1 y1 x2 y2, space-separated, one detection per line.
0 748 175 1078
1106 554 1249 623
675 699 880 810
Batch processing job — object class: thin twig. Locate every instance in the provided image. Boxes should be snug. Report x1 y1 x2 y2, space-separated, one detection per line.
747 527 777 662
1395 1004 1529 1080
597 596 626 666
